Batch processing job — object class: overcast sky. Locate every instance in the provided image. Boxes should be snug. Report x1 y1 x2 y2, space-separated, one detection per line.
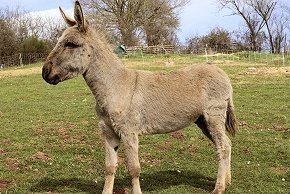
2 0 250 44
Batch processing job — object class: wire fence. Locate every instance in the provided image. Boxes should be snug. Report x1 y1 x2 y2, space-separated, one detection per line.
202 51 290 66
0 53 48 69
1 50 290 70
175 51 290 66
125 50 290 66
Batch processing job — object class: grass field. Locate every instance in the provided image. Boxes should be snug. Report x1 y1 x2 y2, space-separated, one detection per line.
0 55 289 193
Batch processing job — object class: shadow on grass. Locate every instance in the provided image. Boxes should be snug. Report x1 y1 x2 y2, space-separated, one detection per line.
30 170 215 193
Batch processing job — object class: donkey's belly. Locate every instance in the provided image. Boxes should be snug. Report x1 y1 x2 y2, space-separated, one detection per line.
139 110 200 135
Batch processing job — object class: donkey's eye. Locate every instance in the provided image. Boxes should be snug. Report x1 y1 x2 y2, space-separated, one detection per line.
64 42 79 49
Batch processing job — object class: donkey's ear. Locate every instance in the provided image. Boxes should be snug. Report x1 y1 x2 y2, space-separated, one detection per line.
74 1 88 32
59 7 76 27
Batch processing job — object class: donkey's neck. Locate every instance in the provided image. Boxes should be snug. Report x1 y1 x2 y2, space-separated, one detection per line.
83 52 136 114
82 29 137 114
83 54 124 94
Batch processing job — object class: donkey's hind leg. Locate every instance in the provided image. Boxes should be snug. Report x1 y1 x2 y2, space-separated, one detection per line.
204 110 232 194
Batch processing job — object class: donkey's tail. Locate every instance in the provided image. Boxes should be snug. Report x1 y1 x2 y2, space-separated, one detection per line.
225 98 238 137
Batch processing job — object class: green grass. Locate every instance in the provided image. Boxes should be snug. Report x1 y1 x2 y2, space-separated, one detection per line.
0 56 289 193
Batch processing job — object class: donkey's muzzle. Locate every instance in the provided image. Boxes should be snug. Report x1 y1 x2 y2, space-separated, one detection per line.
42 62 61 85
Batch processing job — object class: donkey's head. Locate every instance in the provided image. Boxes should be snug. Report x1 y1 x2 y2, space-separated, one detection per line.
42 1 92 85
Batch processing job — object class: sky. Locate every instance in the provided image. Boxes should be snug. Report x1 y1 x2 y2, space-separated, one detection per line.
3 0 244 44
178 0 242 43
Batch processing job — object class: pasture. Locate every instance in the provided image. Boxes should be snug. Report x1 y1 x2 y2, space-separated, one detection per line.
0 55 289 193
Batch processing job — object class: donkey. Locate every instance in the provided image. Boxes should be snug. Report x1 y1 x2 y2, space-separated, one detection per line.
42 1 238 194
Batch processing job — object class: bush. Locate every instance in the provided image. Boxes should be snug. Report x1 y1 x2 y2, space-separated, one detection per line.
20 36 49 53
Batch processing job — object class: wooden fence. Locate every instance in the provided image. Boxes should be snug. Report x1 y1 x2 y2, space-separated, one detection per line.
0 53 48 68
126 45 174 55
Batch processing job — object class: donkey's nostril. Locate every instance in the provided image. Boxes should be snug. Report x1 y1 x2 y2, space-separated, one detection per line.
42 62 52 80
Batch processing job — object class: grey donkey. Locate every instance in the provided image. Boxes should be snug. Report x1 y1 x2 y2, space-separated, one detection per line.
42 1 238 194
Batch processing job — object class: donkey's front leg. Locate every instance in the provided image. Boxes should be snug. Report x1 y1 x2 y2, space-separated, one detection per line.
122 132 142 194
101 126 120 194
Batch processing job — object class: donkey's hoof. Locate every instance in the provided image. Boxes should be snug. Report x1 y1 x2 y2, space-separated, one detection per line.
211 190 223 194
211 186 225 194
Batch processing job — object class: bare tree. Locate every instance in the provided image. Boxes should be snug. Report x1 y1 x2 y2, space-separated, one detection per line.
14 14 30 42
216 0 266 51
270 13 289 53
12 13 46 42
0 6 23 57
231 29 249 51
80 0 146 46
141 0 187 46
217 0 290 53
42 16 66 50
251 0 277 53
186 33 204 54
0 19 18 57
80 0 187 46
28 14 47 39
282 1 290 53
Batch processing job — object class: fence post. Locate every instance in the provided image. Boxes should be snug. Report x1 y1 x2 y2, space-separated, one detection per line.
205 44 208 63
19 53 23 67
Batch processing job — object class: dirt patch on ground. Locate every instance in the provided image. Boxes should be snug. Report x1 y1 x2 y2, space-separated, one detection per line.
29 152 52 162
272 126 290 132
3 158 19 171
270 167 289 174
242 67 290 76
33 127 67 136
0 67 42 78
169 131 187 139
0 178 17 192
